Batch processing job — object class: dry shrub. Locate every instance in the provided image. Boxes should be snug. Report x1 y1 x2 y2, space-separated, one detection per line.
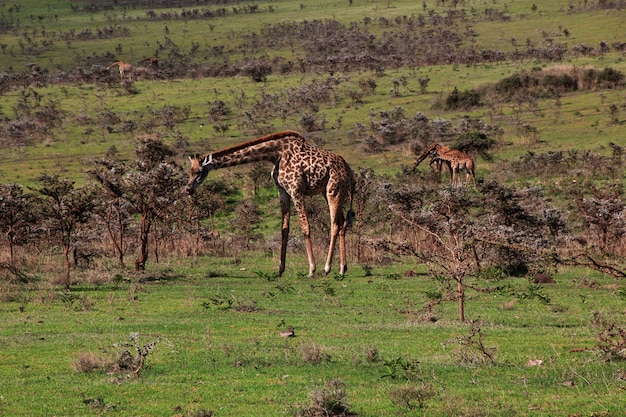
532 272 555 284
301 343 332 364
389 383 435 411
597 322 626 361
364 346 380 363
73 333 159 377
233 297 259 312
112 333 159 376
445 321 497 366
291 379 356 417
74 352 110 373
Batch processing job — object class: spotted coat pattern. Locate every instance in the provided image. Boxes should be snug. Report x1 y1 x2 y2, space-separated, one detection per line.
415 143 476 187
187 130 355 277
107 61 133 81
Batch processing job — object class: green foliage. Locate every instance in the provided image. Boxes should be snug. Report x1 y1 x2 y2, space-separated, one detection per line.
202 293 234 310
380 356 421 381
254 270 279 282
444 87 482 110
517 283 551 304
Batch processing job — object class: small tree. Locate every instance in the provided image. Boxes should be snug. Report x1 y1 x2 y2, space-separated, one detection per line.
228 199 262 249
32 175 96 287
0 183 38 269
88 158 133 269
246 162 272 197
390 181 566 321
90 137 184 271
128 137 183 270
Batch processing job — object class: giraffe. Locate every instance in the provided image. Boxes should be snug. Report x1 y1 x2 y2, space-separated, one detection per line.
139 56 159 69
416 143 450 175
187 130 355 278
426 144 453 175
416 144 476 187
107 61 133 81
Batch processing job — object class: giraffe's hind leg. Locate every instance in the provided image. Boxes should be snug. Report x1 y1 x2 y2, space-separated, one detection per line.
324 195 347 275
277 188 291 277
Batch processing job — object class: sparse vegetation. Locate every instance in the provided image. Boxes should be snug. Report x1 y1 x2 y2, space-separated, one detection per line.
1 0 625 416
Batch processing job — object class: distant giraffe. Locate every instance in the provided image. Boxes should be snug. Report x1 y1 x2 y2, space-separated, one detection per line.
416 143 476 186
139 57 159 69
427 144 452 175
187 131 355 277
107 61 133 81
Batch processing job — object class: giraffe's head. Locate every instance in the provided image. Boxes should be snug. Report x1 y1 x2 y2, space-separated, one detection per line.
415 144 437 166
187 153 212 195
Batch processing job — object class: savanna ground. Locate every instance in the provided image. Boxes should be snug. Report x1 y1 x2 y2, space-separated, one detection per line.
1 0 626 415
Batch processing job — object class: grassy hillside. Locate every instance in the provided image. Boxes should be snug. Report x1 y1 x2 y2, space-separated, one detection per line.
1 2 626 417
1 1 624 183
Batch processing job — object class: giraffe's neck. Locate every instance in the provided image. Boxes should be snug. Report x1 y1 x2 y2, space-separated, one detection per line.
205 131 302 169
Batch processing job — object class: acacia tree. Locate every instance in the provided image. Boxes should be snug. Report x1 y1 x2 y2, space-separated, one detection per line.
186 179 229 255
89 137 183 271
32 174 96 288
228 199 262 250
128 137 183 270
573 185 625 255
0 183 38 270
389 181 566 322
88 158 133 269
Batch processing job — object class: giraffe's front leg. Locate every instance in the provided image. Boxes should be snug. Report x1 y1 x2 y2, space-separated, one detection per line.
324 223 338 276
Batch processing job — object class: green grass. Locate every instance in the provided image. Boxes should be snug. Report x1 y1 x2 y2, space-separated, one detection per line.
2 257 626 416
1 2 626 414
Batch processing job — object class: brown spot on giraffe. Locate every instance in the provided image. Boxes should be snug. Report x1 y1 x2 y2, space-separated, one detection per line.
415 143 476 187
107 61 133 81
187 130 355 277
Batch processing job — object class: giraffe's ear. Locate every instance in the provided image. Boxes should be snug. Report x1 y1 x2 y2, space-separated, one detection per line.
202 154 213 167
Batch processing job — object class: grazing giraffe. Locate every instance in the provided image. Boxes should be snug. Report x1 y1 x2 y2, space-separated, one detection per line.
427 144 452 175
187 130 356 277
416 143 476 187
107 61 133 81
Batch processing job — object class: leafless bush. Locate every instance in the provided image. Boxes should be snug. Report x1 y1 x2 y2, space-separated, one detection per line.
74 352 108 373
301 343 332 364
389 383 436 412
240 58 272 82
574 184 626 255
291 379 356 417
112 332 160 377
597 322 626 361
444 321 497 366
74 332 159 378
